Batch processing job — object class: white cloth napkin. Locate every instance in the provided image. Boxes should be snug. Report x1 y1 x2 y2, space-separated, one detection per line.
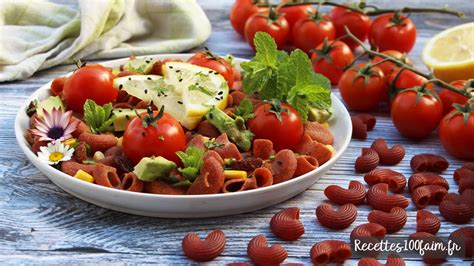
0 0 212 81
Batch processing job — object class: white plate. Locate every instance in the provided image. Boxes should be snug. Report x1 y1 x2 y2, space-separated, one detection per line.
15 54 352 218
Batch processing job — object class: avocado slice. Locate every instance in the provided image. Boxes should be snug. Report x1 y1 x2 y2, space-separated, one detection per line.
133 156 176 182
36 96 64 118
123 57 157 74
112 108 147 131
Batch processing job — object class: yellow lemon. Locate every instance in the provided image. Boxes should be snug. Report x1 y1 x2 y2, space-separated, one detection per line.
113 62 229 130
422 22 474 82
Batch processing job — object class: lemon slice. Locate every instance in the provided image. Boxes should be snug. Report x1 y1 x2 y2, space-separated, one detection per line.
422 22 474 82
161 62 229 116
113 62 229 130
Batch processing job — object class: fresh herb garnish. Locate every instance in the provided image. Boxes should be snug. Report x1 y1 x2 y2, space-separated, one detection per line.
83 99 115 134
204 139 225 149
175 146 205 181
240 32 331 121
233 98 255 120
188 84 214 96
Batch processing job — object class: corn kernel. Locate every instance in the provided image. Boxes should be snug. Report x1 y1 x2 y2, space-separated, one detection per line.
116 136 123 148
92 151 105 161
325 144 335 155
224 170 247 180
63 138 77 147
74 170 94 183
322 122 330 128
224 158 236 166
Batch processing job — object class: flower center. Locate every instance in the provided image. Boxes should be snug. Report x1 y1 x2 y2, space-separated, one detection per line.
47 126 65 140
49 152 64 162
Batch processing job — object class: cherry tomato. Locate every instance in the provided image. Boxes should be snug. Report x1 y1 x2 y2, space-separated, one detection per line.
339 64 387 111
369 13 417 53
245 9 290 50
248 102 303 151
391 88 443 139
279 4 315 33
188 51 234 88
292 14 336 54
372 50 412 76
328 5 371 50
63 65 117 113
311 40 353 85
230 0 267 36
123 108 186 165
439 80 470 115
387 69 427 91
50 76 67 96
439 102 474 159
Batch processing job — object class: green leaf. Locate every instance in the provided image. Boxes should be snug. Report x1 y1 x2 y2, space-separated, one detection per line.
277 50 312 99
241 64 274 96
253 32 278 67
233 98 255 120
83 99 115 134
175 146 205 181
287 84 331 121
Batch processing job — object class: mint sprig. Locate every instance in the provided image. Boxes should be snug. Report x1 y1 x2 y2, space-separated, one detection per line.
83 99 115 134
240 32 331 121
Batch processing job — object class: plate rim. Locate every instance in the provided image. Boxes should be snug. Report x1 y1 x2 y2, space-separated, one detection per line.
15 53 352 201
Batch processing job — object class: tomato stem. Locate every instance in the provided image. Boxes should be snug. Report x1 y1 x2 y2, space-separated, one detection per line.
344 26 471 99
256 1 463 17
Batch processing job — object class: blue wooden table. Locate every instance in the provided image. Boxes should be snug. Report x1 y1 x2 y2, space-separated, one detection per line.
0 0 473 264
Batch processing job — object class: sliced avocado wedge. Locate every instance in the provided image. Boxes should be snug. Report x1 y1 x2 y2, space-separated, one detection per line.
133 156 176 182
112 108 147 131
36 96 64 118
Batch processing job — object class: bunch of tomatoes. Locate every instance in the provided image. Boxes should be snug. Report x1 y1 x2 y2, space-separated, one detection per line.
230 0 474 160
230 0 416 55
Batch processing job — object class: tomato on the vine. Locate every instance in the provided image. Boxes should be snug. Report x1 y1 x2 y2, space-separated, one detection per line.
339 63 387 111
311 40 354 85
391 86 443 139
245 8 289 50
328 5 371 50
292 12 335 54
369 12 417 53
248 100 303 151
63 64 117 113
230 0 267 36
372 50 412 76
123 107 186 165
279 4 315 33
439 80 471 115
188 50 234 88
439 101 474 159
386 69 427 92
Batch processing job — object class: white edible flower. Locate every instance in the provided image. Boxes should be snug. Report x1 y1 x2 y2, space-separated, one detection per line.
37 142 74 165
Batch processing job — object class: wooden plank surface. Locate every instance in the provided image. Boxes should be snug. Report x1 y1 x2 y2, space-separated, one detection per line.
0 0 473 264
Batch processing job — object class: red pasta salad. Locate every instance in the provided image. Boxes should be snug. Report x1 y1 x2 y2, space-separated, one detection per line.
24 32 334 195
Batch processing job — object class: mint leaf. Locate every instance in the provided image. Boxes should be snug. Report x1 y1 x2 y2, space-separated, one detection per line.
233 98 255 120
83 99 115 134
253 32 278 66
175 146 204 181
287 84 331 121
241 63 274 95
